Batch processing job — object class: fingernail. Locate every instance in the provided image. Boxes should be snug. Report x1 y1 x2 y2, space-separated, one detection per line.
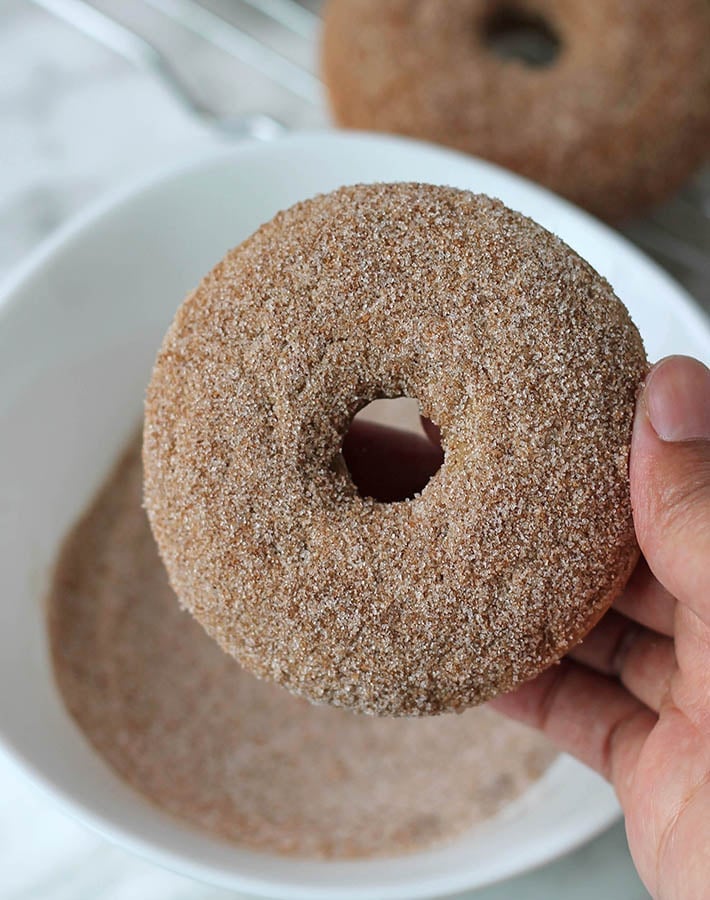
644 356 710 442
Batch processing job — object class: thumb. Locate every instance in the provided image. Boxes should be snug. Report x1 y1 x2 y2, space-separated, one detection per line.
630 355 710 624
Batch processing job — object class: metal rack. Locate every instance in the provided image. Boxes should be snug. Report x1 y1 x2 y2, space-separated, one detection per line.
30 0 710 312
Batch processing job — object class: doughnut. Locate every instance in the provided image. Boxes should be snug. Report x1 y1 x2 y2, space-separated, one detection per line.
321 0 710 222
143 183 647 716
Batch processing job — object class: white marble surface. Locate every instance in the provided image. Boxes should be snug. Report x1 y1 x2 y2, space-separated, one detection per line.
0 1 677 897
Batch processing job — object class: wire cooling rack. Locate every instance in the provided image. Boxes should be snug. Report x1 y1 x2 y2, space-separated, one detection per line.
31 0 710 313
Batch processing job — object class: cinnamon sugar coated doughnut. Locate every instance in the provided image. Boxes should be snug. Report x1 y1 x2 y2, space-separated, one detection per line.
143 183 647 717
322 0 710 222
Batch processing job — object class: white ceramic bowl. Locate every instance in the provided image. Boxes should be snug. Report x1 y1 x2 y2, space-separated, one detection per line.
1 133 708 900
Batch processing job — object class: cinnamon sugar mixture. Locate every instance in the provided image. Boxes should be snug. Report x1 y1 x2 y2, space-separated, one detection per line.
49 436 556 858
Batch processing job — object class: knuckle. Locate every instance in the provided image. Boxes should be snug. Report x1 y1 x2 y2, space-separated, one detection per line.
654 454 710 539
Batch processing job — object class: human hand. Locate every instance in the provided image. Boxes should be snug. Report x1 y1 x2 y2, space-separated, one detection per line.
492 355 710 900
345 355 710 899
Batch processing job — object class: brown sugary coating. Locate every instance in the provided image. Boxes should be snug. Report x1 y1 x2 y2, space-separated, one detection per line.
143 183 647 717
321 0 710 222
50 435 557 859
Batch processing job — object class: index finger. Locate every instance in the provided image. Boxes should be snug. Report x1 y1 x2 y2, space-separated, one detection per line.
490 661 655 803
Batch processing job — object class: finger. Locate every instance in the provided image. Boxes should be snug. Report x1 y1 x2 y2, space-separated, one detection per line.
342 420 444 503
630 356 710 628
670 604 710 735
491 662 655 803
613 558 676 637
570 610 676 711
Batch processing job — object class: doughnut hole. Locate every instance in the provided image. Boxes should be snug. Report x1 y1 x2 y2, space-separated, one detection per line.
342 398 443 503
483 5 561 67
